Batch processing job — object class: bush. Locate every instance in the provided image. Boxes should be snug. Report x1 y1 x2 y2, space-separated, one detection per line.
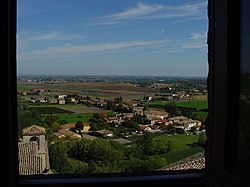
197 131 207 147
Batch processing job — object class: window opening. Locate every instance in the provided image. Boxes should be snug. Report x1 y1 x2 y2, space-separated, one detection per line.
17 0 208 177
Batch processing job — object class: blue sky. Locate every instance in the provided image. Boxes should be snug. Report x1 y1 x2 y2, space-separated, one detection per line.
17 0 208 77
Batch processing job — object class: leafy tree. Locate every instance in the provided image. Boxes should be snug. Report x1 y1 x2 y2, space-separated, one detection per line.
87 139 112 162
165 102 179 116
199 125 206 131
43 115 60 127
122 120 139 131
65 97 73 104
90 113 107 121
75 121 83 131
49 141 71 174
143 156 167 171
17 98 43 138
114 96 123 103
89 119 109 131
152 139 172 154
67 139 92 161
124 144 142 159
69 127 77 133
176 128 185 134
164 124 176 133
106 100 113 110
137 132 154 155
197 131 207 147
69 159 88 174
50 121 61 132
179 107 193 118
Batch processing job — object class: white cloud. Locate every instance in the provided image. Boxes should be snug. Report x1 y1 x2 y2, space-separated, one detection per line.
167 49 183 53
181 31 207 49
189 31 207 41
18 30 85 42
91 1 207 26
19 40 168 61
181 43 206 49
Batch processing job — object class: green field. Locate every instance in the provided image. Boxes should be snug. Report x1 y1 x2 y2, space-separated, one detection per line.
55 113 94 123
155 134 204 164
166 147 204 164
146 101 208 110
176 101 208 110
154 134 199 152
17 84 33 90
153 134 204 165
193 111 208 118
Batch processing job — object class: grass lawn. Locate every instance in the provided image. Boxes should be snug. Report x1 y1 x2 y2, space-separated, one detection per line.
175 101 208 110
166 147 204 164
146 101 208 110
17 84 33 90
152 134 203 166
193 111 208 118
55 113 94 123
154 134 199 152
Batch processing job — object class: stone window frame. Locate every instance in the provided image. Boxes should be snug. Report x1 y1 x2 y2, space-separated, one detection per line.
1 0 247 186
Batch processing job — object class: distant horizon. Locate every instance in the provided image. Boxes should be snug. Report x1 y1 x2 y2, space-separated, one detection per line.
18 0 208 77
17 73 207 79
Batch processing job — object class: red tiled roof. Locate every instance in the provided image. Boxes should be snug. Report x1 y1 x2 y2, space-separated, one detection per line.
58 129 81 138
60 123 75 129
149 125 160 130
83 123 90 127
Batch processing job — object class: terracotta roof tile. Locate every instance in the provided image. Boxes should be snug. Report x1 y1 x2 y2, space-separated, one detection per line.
22 125 46 136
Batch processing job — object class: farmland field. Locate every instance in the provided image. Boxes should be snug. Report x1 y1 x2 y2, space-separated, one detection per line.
176 101 208 110
55 113 94 123
28 106 73 114
17 81 156 101
193 111 208 118
188 95 207 101
28 104 112 114
146 101 208 110
17 84 33 90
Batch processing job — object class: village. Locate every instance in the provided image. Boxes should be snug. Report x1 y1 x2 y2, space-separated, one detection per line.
17 88 205 143
17 76 207 175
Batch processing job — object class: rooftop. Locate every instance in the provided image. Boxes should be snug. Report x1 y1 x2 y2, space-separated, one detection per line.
158 152 205 171
22 125 46 136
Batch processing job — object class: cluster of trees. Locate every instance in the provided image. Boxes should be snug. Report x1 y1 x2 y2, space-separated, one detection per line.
164 102 197 119
68 121 85 134
49 133 172 174
162 124 185 134
89 113 111 132
17 97 66 140
88 113 155 138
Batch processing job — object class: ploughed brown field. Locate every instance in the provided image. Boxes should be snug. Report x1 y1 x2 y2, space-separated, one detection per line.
17 81 157 100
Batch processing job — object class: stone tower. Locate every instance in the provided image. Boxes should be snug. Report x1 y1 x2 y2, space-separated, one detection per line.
20 125 50 174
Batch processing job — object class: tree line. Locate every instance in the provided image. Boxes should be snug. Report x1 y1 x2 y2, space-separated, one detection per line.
49 132 172 174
